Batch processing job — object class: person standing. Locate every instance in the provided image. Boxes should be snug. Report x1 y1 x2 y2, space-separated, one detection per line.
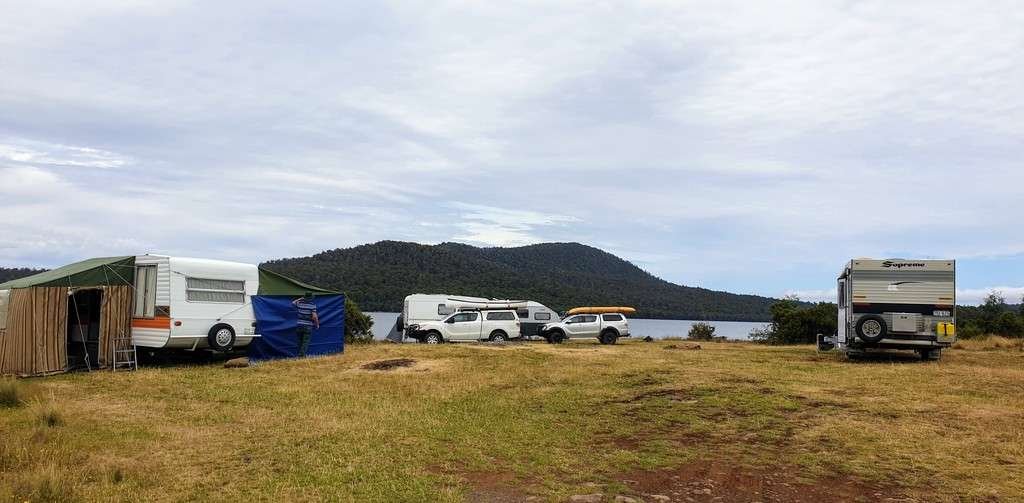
292 292 319 357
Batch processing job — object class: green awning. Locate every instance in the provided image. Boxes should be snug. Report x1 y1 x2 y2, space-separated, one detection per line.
0 256 135 290
256 266 339 296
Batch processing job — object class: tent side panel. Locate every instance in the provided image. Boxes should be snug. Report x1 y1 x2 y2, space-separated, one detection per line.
36 288 68 375
0 288 67 376
97 286 133 367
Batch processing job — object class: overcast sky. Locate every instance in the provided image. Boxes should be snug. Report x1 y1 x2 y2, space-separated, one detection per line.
2 1 1022 305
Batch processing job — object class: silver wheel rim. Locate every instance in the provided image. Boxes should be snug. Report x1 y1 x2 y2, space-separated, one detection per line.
863 320 882 337
216 329 232 346
493 334 504 342
426 335 440 344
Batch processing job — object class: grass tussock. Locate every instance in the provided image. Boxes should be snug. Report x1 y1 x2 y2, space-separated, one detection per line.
0 378 27 408
1 341 1022 502
32 400 64 428
952 335 1024 351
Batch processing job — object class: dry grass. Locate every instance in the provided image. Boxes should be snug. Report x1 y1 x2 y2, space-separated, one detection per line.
0 378 26 408
1 341 1023 502
953 335 1024 351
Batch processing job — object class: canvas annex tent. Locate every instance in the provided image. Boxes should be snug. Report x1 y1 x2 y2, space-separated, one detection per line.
248 267 346 360
0 256 136 376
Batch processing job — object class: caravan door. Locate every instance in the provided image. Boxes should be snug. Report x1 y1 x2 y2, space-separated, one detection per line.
837 278 848 344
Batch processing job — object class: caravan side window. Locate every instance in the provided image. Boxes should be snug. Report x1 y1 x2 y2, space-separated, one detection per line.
134 265 157 318
535 312 551 321
438 304 453 316
186 278 245 303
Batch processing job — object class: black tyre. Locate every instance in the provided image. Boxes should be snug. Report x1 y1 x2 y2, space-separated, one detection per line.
855 316 887 343
423 331 443 344
919 348 941 361
489 330 508 343
207 324 236 352
548 330 565 344
599 330 618 345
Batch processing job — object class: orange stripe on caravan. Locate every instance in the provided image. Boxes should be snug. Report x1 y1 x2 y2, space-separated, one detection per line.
132 317 171 329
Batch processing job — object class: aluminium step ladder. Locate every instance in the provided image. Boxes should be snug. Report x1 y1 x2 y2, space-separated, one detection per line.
112 331 138 372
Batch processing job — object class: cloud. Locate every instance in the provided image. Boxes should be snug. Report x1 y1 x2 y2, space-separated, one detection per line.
449 203 581 247
0 138 131 168
0 0 1023 302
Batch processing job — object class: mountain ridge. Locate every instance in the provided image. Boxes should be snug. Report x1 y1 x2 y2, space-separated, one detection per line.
261 240 776 321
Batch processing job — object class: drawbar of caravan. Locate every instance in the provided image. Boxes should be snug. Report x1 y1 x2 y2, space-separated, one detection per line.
836 259 956 360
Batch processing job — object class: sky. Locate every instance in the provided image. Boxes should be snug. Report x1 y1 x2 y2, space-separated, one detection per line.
1 0 1023 305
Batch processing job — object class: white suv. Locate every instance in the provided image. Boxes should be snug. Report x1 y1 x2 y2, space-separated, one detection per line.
540 313 631 344
406 309 521 344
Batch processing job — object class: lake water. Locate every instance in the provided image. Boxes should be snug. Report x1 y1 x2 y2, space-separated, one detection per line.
366 312 769 341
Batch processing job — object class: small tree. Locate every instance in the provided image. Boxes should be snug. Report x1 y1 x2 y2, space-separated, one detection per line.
345 298 374 344
688 322 717 341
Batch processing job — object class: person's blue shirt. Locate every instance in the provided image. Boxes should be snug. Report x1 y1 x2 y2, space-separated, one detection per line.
296 299 317 327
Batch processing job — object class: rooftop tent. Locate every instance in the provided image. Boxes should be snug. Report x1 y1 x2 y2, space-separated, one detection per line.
248 266 345 360
0 256 136 376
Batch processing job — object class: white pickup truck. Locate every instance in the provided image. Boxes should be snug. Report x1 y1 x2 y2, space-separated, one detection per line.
540 313 631 344
405 309 521 344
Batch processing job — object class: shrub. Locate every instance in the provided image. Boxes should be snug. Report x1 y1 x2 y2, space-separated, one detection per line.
0 378 25 408
687 322 717 341
345 298 374 344
750 297 837 345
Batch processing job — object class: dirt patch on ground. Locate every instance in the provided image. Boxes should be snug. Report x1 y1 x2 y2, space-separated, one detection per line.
664 343 702 351
360 358 416 371
459 470 534 502
620 460 910 502
612 388 698 404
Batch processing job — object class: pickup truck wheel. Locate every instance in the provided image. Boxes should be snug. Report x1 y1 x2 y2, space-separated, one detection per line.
599 330 618 345
489 330 508 343
547 330 565 344
423 331 443 344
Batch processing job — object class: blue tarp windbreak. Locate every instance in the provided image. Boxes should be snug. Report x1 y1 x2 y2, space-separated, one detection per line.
248 295 345 360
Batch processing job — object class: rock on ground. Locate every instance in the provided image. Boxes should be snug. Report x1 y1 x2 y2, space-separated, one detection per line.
223 357 250 368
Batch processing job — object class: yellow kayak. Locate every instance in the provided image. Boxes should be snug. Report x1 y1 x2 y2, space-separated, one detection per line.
567 306 637 316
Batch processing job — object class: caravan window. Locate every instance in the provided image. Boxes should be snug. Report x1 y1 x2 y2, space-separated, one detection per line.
516 308 530 319
186 278 245 303
134 265 157 318
438 304 453 316
535 312 551 321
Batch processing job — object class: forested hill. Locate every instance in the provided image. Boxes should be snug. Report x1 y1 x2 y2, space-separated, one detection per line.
261 241 777 321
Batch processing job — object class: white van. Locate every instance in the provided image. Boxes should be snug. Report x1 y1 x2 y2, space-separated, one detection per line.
131 255 260 351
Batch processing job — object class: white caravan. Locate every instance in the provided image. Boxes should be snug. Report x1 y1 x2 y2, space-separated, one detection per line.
400 294 558 340
832 258 956 360
132 255 260 351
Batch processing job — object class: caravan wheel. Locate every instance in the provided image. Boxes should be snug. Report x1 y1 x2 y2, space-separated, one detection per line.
207 324 236 352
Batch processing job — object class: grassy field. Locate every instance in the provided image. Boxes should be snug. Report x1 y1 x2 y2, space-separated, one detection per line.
2 340 1023 502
